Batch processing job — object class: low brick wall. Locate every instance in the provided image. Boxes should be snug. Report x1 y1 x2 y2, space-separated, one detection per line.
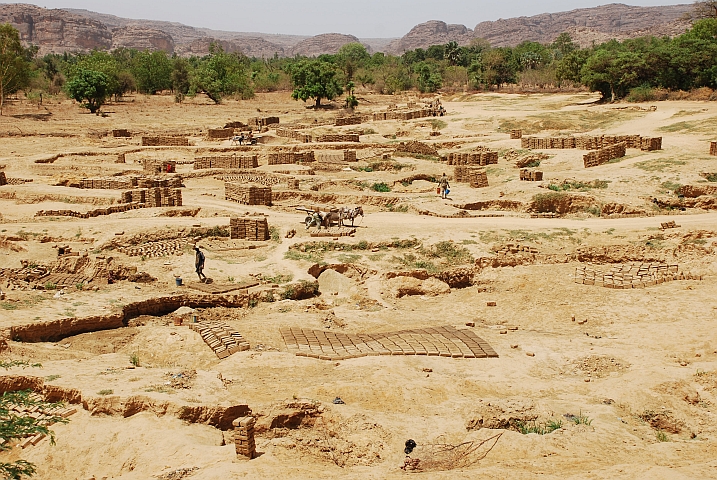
194 155 258 169
446 151 498 166
207 128 235 139
583 143 626 168
314 134 360 143
141 137 189 147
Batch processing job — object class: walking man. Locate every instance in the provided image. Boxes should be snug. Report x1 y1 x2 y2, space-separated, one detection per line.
194 245 207 282
438 173 450 199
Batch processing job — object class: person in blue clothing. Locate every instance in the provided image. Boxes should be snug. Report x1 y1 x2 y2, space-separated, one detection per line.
194 245 207 282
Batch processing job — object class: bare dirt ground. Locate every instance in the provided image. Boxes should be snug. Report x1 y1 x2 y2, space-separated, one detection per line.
1 91 717 479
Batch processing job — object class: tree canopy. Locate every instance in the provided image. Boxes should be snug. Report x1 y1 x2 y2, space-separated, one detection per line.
65 68 110 113
290 59 343 107
0 23 33 114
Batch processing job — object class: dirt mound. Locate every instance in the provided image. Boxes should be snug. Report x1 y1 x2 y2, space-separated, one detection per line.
676 185 717 198
466 399 538 431
572 355 630 378
384 275 451 298
308 263 376 281
395 141 439 156
529 192 598 215
255 399 324 435
600 202 647 216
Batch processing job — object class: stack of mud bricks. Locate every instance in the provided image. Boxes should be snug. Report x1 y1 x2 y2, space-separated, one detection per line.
335 116 363 126
219 173 283 187
510 129 523 139
207 128 235 139
194 154 258 170
233 417 256 459
81 176 137 189
446 151 498 166
494 242 539 255
189 321 250 358
521 137 577 149
711 141 717 156
145 187 183 207
454 166 489 188
373 109 433 121
575 135 643 150
143 160 177 174
13 393 78 449
314 134 360 143
35 203 144 218
520 169 543 181
116 153 126 164
121 189 147 203
267 152 315 165
112 129 131 137
0 171 6 186
141 136 189 147
248 116 279 129
276 128 312 143
287 178 300 189
225 183 272 205
640 137 662 151
230 216 270 241
574 263 700 289
136 177 182 189
583 142 626 168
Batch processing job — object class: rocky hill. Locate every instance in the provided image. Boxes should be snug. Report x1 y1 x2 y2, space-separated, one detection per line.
0 3 696 57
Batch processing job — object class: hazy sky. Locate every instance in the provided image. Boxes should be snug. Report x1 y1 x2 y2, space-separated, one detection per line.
9 1 689 37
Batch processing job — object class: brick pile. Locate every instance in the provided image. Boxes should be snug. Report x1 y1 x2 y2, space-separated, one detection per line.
287 179 300 189
136 177 182 189
141 137 189 147
0 171 6 186
233 417 256 459
225 183 272 205
217 173 286 187
10 393 77 450
314 150 357 164
81 177 137 189
574 263 701 288
207 128 235 139
510 129 523 139
276 128 312 143
248 116 279 129
335 116 363 126
446 151 498 166
396 141 439 156
583 142 627 168
281 325 498 360
112 129 131 137
143 160 177 174
520 169 543 181
521 135 647 150
145 187 183 207
372 109 433 121
116 153 126 163
194 154 258 170
188 320 250 358
641 137 662 151
521 137 577 149
711 141 717 156
117 238 188 257
267 152 315 165
493 243 539 255
35 203 145 218
5 177 33 185
230 216 270 241
314 134 360 143
454 166 489 188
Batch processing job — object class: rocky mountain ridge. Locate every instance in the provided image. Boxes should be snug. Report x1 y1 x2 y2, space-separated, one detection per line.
0 3 696 57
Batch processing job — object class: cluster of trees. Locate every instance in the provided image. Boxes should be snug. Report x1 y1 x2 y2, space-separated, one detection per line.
0 4 716 113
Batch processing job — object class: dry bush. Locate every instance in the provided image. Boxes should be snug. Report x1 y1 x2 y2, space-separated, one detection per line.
401 433 503 473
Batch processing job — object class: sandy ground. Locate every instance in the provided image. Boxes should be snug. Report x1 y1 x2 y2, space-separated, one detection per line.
0 91 716 479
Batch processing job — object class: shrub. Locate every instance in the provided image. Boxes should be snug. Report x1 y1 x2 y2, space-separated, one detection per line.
129 352 140 367
371 182 391 192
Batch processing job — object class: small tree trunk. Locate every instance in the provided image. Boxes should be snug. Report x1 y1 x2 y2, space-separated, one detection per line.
0 83 4 116
315 97 321 108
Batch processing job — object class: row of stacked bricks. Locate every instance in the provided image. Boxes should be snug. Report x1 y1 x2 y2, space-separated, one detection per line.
13 392 78 449
446 151 498 166
121 188 182 206
81 177 136 189
521 137 578 149
189 321 250 358
520 169 543 181
372 109 433 121
573 263 701 288
583 142 627 168
0 171 6 186
315 150 357 163
118 239 187 257
494 242 539 255
335 116 364 126
225 183 273 205
35 203 144 218
194 155 259 169
143 160 177 174
454 166 489 188
314 134 360 143
267 151 315 165
141 137 189 147
218 173 283 186
233 417 256 460
248 116 279 128
207 128 235 139
711 141 717 156
276 128 312 143
510 129 523 139
112 129 131 137
230 216 270 241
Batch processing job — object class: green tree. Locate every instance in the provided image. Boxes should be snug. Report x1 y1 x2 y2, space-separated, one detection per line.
290 59 343 107
171 57 191 97
551 33 578 59
191 43 253 104
444 41 462 66
69 51 128 101
0 23 33 115
344 81 358 109
131 50 172 94
414 61 442 93
337 43 370 82
65 68 110 113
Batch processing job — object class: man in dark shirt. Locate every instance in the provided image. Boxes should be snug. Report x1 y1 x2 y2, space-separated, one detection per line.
194 245 207 282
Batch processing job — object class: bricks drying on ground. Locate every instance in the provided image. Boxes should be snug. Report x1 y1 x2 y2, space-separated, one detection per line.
0 172 6 186
267 152 315 165
520 169 543 181
276 128 312 143
230 216 270 241
35 203 145 219
112 129 131 137
446 151 498 166
396 141 439 156
225 183 272 205
218 172 286 187
118 238 188 257
80 175 182 190
314 150 357 164
194 155 258 170
575 263 701 289
583 143 627 168
314 134 360 143
207 128 235 139
141 136 189 147
189 321 250 358
454 166 489 188
711 141 717 156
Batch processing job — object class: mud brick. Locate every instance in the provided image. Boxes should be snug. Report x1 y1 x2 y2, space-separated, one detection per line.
710 141 717 156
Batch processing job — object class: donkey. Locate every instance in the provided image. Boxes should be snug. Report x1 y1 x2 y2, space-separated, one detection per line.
340 206 364 227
